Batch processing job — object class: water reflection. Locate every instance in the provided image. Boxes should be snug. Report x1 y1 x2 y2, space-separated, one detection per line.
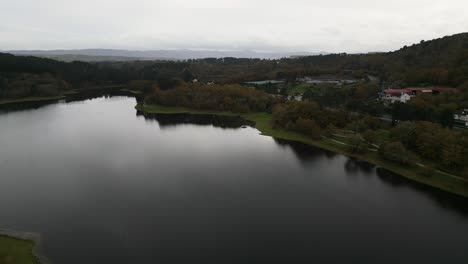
377 168 468 216
0 99 61 113
0 88 139 114
344 158 375 175
273 138 335 163
0 95 467 264
137 111 255 129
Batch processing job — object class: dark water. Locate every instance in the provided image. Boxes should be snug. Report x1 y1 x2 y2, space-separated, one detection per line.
0 95 467 264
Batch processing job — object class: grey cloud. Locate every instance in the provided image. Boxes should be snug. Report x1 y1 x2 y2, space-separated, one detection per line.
1 0 467 52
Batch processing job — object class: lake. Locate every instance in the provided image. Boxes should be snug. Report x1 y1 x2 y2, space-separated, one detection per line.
0 94 467 264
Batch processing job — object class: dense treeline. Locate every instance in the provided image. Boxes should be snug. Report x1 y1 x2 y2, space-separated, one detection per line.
145 83 280 113
302 81 384 115
390 82 467 127
271 100 468 177
0 53 191 98
1 32 467 100
189 33 468 87
389 121 468 172
0 72 69 98
272 100 380 139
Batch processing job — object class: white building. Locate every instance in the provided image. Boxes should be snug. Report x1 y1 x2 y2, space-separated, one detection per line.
454 109 468 127
381 92 411 104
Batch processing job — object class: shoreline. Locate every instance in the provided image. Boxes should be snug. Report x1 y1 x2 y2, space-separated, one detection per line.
137 103 468 198
0 85 133 106
0 229 50 264
0 96 66 106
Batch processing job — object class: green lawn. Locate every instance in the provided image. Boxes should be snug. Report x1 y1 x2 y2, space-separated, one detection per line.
139 103 468 197
0 235 39 264
0 96 65 106
288 84 311 95
137 104 240 116
120 89 143 95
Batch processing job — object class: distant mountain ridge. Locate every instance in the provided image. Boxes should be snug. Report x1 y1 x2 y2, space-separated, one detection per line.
5 49 326 61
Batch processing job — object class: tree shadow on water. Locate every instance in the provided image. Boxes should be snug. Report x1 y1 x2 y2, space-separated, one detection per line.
377 168 468 216
344 158 376 176
273 138 336 164
137 111 256 130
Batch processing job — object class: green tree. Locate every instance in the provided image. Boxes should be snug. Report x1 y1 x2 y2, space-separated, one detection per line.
379 142 415 165
348 134 366 154
390 121 417 149
295 117 322 139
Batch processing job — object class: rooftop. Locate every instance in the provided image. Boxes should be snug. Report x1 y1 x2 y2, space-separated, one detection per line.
384 87 456 95
243 80 285 85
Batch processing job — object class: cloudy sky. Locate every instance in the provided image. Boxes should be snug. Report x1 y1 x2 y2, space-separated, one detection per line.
1 0 467 53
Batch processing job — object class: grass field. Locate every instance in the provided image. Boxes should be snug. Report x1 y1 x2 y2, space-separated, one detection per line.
120 89 143 95
0 235 39 264
288 83 312 95
139 103 468 197
0 96 65 106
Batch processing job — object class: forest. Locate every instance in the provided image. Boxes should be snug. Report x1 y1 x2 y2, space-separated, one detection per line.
271 100 468 177
1 33 467 178
144 83 280 113
1 32 467 99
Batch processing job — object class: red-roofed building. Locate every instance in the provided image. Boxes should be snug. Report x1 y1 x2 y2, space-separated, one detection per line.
381 87 456 104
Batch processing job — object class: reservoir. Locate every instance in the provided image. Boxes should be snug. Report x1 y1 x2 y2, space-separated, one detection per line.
0 94 467 263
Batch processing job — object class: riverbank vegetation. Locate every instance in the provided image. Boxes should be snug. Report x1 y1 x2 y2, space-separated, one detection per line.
1 32 467 197
271 100 468 177
0 95 65 105
138 101 468 197
144 83 281 113
0 235 39 264
138 66 468 196
390 84 467 127
2 33 467 99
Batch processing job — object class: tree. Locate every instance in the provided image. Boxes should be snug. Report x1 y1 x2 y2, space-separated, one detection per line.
390 121 417 149
295 117 322 139
441 144 465 169
362 130 376 146
379 142 415 166
348 134 366 154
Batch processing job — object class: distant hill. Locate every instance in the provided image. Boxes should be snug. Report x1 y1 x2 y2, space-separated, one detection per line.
1 32 467 93
279 32 468 87
5 49 325 61
384 32 468 86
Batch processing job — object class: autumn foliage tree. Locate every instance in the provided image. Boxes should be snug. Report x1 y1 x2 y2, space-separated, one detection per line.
144 82 279 113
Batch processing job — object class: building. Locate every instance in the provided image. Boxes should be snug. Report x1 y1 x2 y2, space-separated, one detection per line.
381 87 456 104
381 91 412 103
297 76 358 86
454 109 468 128
288 94 303 101
243 80 285 88
384 87 455 96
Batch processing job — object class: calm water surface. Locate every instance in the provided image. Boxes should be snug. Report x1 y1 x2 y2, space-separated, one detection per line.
0 95 467 264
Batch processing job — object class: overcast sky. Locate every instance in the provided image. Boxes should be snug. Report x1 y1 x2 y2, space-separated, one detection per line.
1 0 467 53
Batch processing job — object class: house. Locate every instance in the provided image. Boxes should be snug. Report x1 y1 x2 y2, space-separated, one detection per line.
381 87 456 104
454 109 468 128
243 80 285 87
242 80 285 93
288 94 303 101
381 90 412 103
297 76 358 86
